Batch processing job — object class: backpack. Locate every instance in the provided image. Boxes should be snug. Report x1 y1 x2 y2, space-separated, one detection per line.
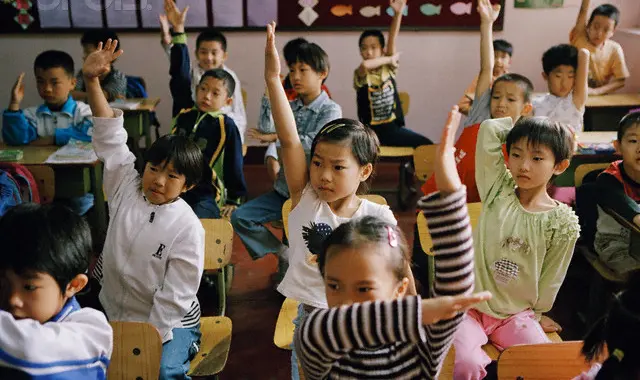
0 163 39 204
0 170 22 216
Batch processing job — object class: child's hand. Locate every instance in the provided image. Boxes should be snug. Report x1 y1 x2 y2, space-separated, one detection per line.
434 105 462 195
9 72 25 111
82 39 123 80
264 21 281 82
539 315 562 333
477 0 500 24
159 14 172 46
390 52 401 68
421 291 492 324
163 0 188 33
248 128 276 143
220 205 237 220
390 0 407 14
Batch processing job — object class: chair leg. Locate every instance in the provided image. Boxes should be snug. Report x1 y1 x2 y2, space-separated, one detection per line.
397 160 416 211
217 269 227 316
224 264 234 294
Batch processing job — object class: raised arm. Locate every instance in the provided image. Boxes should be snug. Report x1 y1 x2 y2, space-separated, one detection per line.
570 0 590 42
265 22 308 206
386 0 406 56
475 0 501 101
573 48 590 110
356 55 400 79
83 40 123 118
475 117 512 202
165 0 195 116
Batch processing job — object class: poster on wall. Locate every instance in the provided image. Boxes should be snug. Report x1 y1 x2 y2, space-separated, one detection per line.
514 0 564 8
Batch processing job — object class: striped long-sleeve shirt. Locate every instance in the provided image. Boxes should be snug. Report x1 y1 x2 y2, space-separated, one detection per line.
295 187 475 379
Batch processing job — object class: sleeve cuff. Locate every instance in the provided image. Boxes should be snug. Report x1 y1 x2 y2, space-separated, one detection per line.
172 33 187 45
417 186 467 210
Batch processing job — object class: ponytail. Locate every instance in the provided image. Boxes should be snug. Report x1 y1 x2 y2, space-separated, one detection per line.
581 316 607 362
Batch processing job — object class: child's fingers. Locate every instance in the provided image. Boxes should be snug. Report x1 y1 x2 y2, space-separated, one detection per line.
15 72 25 85
181 5 189 17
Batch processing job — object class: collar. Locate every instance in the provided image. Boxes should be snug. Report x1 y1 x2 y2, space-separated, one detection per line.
291 90 329 113
36 96 76 116
49 296 81 322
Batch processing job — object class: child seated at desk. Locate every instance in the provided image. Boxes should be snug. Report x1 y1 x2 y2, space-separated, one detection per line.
570 0 629 96
593 111 640 277
164 0 247 219
73 29 127 102
160 11 247 142
0 203 112 379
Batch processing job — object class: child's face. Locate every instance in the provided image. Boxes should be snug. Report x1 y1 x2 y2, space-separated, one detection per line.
587 15 616 47
35 67 76 109
288 61 327 98
3 269 67 323
323 243 408 308
544 65 576 98
359 36 383 60
196 40 227 71
493 51 511 77
507 138 568 190
142 160 192 205
196 76 232 113
615 124 640 176
490 81 532 123
310 141 372 203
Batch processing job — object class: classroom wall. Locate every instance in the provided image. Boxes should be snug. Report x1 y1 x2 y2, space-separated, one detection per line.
0 0 638 142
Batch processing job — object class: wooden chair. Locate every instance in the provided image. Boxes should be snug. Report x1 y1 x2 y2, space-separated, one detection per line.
574 162 611 187
108 321 162 380
497 341 595 380
26 165 55 203
241 88 247 108
413 144 439 182
399 91 410 116
187 219 234 377
274 195 388 350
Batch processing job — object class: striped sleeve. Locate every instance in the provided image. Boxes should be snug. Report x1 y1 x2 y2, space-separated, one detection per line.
295 296 425 380
416 186 475 378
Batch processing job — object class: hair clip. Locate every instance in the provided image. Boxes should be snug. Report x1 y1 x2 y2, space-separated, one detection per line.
611 348 625 362
320 122 346 135
386 226 398 248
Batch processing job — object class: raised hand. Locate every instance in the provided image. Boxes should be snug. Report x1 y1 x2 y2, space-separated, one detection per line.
264 21 281 82
159 14 172 46
82 39 123 79
433 105 462 195
9 73 25 110
390 0 407 14
477 0 501 24
422 291 492 325
164 0 189 33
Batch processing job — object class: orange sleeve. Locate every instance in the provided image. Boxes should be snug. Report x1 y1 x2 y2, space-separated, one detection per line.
611 44 630 80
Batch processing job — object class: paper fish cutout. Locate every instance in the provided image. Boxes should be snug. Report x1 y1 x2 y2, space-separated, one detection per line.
12 0 31 10
298 6 319 26
386 5 408 17
298 0 318 7
14 9 33 30
331 4 353 17
420 3 442 16
360 5 381 18
450 2 472 15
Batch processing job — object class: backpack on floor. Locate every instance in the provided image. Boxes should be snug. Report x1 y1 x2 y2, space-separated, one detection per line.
0 163 39 204
0 170 22 216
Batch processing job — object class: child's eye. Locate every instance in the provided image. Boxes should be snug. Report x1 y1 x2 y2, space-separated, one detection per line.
327 283 339 291
533 157 543 161
169 174 179 179
508 98 516 102
149 166 158 172
23 284 37 291
334 165 345 171
358 287 373 293
628 139 638 144
312 161 321 167
511 153 520 158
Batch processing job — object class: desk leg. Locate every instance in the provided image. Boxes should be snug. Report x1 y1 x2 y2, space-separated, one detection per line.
143 112 152 149
90 162 107 236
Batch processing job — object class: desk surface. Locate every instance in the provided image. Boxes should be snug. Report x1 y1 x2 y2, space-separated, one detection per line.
578 131 617 144
123 98 161 112
0 144 98 166
586 93 640 108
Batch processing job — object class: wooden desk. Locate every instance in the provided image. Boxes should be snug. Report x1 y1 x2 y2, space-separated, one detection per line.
553 132 619 187
0 144 106 235
586 93 640 108
578 131 617 144
584 93 640 132
121 97 160 150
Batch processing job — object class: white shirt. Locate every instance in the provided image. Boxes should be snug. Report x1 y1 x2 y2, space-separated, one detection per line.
532 92 584 132
277 184 397 309
92 109 205 343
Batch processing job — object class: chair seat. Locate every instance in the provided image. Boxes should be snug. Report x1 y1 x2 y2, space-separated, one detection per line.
482 332 563 360
379 146 415 157
582 249 627 283
274 298 299 350
188 316 232 376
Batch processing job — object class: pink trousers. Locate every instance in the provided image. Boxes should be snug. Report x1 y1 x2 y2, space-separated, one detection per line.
453 308 550 380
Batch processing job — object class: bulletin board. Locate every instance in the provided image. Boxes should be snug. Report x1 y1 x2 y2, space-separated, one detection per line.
0 0 504 33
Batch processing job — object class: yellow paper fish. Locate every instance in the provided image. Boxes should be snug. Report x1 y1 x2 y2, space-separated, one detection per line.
331 4 353 17
360 5 381 18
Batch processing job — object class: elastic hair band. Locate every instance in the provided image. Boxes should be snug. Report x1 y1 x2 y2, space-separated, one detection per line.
386 226 398 248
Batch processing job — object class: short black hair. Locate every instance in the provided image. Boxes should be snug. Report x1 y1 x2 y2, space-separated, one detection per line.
284 37 308 66
311 118 380 193
506 117 574 165
617 110 640 142
359 30 385 49
81 29 121 50
200 68 236 98
588 4 620 27
542 44 578 75
0 203 92 294
318 216 410 282
33 50 75 77
493 39 513 56
492 73 534 103
144 135 204 187
196 30 227 52
290 42 330 75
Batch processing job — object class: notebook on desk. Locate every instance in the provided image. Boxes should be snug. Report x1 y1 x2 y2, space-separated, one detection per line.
109 100 140 110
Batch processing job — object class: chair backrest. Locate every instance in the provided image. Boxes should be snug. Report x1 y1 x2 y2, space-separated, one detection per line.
399 91 410 116
108 321 162 380
201 219 234 271
497 341 596 380
26 165 54 203
413 145 439 181
575 163 610 187
282 195 388 238
241 89 247 108
418 202 482 255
